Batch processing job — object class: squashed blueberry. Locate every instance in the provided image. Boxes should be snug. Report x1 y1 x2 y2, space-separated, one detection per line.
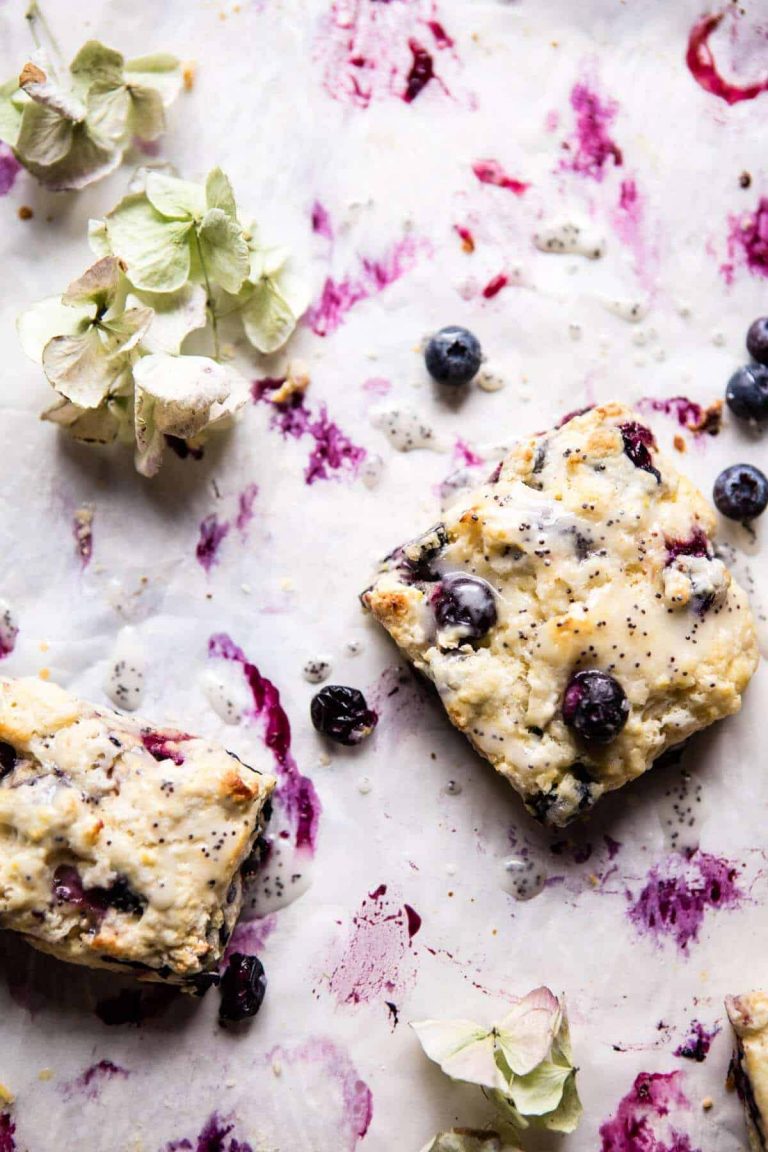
434 573 497 642
562 670 630 745
726 363 768 424
619 421 661 482
0 741 16 778
310 685 378 746
218 952 267 1023
746 316 768 366
424 326 482 386
714 463 768 521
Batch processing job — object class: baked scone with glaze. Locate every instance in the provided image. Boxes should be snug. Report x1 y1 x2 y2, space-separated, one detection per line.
0 676 275 986
363 403 758 827
726 992 768 1151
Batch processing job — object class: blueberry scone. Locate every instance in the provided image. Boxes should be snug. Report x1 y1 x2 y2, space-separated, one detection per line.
362 403 758 827
0 676 275 986
726 992 768 1151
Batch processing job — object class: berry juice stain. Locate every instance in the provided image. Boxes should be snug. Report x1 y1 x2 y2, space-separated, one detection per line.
560 81 623 181
62 1060 129 1100
724 196 768 282
627 848 741 952
403 39 434 101
599 1071 699 1152
0 1113 15 1152
472 159 529 195
0 601 18 660
686 11 768 105
326 884 420 1006
163 1113 255 1152
482 272 508 298
196 514 229 573
252 378 366 485
637 396 722 438
0 145 20 196
674 1019 720 1062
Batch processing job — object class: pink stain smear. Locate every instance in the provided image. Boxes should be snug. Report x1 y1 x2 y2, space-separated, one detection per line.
0 1114 16 1152
306 233 427 337
627 849 741 952
235 483 259 533
482 272 508 298
224 915 277 962
265 1038 372 1148
208 633 321 853
724 196 768 282
472 159 529 196
62 1060 129 1100
561 81 623 181
674 1019 720 1062
0 606 18 660
0 145 20 196
196 515 229 573
362 376 391 397
636 396 722 437
453 439 484 468
686 11 768 105
318 0 454 109
164 1113 254 1152
252 377 366 485
454 223 475 252
311 200 334 240
328 884 420 1006
599 1072 699 1152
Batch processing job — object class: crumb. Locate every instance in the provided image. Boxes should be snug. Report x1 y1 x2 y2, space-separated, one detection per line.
702 1096 714 1111
18 205 33 220
674 435 686 453
38 668 50 681
740 171 752 189
0 1084 13 1105
271 360 310 405
689 400 723 436
38 1068 53 1081
39 640 49 652
182 62 196 90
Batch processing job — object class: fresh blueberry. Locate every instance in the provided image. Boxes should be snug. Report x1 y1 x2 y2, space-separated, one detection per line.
619 421 661 482
105 877 146 916
434 573 497 642
747 317 768 366
310 685 378 746
562 670 630 745
713 463 768 521
726 363 768 423
425 326 482 386
218 953 267 1023
0 741 16 779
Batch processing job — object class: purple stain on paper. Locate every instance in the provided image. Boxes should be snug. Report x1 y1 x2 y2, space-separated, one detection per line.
327 884 420 1006
723 196 768 283
94 985 177 1027
306 234 428 337
599 1071 699 1152
472 158 529 195
165 1113 254 1152
627 849 742 952
674 1019 720 1062
264 1038 372 1147
687 11 768 106
196 515 230 573
252 378 366 485
223 915 277 964
452 439 484 468
0 605 18 660
636 396 723 437
234 484 259 532
362 376 391 398
560 80 623 180
208 633 320 853
311 201 334 240
62 1060 130 1100
0 145 20 196
0 1114 16 1152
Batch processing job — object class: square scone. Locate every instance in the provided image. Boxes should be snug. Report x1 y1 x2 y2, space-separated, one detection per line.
726 992 768 1151
363 403 758 827
0 676 275 986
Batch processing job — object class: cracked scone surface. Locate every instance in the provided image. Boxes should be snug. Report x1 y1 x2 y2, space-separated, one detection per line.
726 992 768 1151
0 676 275 984
363 403 758 827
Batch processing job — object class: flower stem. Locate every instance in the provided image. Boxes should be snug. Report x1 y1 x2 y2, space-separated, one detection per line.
194 232 220 361
25 2 66 74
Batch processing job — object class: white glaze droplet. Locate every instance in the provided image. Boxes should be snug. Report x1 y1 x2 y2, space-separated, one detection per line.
533 219 605 259
346 640 362 656
371 406 449 453
357 776 372 795
200 664 251 724
103 627 144 711
303 658 331 684
361 453 384 488
444 780 462 796
501 856 547 901
603 297 649 323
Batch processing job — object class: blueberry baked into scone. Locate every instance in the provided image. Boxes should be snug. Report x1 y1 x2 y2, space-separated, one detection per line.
0 676 275 987
362 403 758 827
726 992 768 1151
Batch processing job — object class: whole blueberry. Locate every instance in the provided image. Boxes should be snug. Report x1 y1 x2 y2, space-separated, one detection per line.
713 463 768 521
747 317 768 366
562 670 629 745
726 363 768 423
0 741 16 779
218 953 267 1024
434 573 497 642
310 685 378 746
425 326 482 386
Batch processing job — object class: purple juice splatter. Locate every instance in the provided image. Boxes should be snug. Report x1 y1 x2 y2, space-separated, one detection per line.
223 915 277 965
611 177 654 286
0 605 18 660
0 1113 15 1152
686 11 768 105
165 1113 254 1152
141 730 191 766
311 201 334 240
637 396 723 437
305 234 427 336
208 633 321 853
599 1071 699 1152
196 515 229 573
724 196 768 282
560 81 623 181
327 884 420 1006
362 376 391 397
264 1038 372 1147
234 484 259 533
472 158 529 195
403 39 435 102
482 272 508 299
63 1060 129 1100
604 835 622 860
0 145 20 196
674 1019 720 1062
252 378 366 486
453 439 484 468
627 848 742 952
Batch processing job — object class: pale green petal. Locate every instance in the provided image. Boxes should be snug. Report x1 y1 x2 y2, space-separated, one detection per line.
42 327 125 407
106 194 192 292
205 167 237 217
86 83 131 145
261 245 291 277
133 352 231 436
145 170 204 220
0 80 23 147
42 396 120 444
486 1090 527 1132
130 283 206 354
16 101 72 166
23 122 121 191
88 217 112 258
420 1134 511 1152
197 208 249 293
62 256 122 309
126 85 165 141
124 54 182 106
412 1020 507 1092
240 276 297 354
17 297 92 363
18 52 85 120
540 1071 582 1133
506 1062 571 1117
69 41 124 91
101 305 154 353
495 988 561 1077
